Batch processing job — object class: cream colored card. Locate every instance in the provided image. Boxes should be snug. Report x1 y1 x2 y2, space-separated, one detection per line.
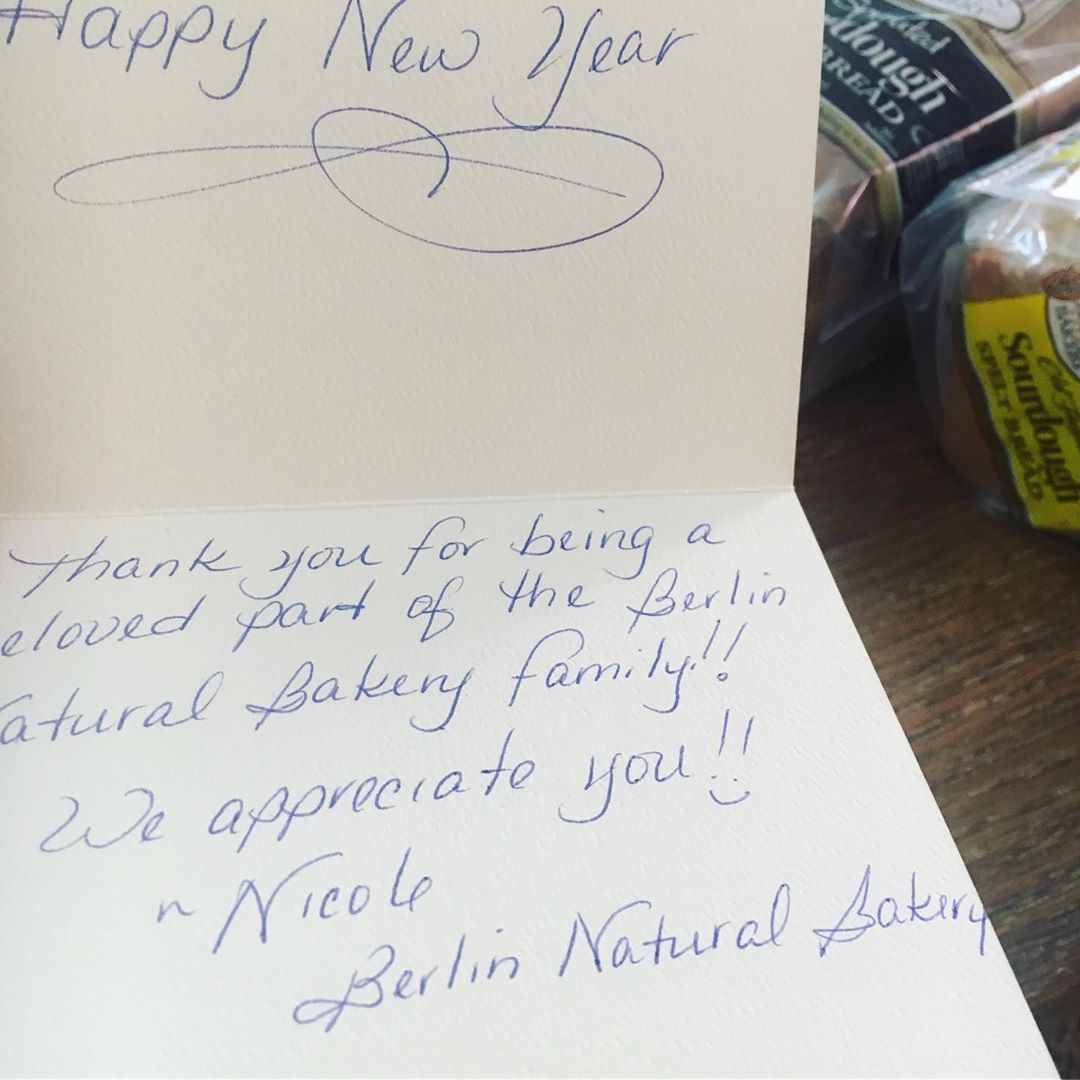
0 492 1058 1077
0 1 1057 1076
1 0 814 513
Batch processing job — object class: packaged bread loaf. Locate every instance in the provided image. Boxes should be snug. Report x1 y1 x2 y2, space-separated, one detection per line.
902 122 1080 535
806 0 1080 403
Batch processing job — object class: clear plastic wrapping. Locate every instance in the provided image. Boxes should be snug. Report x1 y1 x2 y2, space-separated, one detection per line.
902 122 1080 535
806 0 1080 403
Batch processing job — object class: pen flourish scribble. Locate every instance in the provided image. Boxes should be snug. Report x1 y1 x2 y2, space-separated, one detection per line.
52 107 666 254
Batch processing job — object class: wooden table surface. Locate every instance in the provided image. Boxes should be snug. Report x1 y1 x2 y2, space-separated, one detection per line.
796 359 1080 1076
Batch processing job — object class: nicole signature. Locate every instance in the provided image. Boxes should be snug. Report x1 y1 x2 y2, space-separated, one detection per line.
53 106 666 255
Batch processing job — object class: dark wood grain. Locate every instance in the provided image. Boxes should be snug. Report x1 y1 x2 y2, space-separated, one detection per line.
796 359 1080 1076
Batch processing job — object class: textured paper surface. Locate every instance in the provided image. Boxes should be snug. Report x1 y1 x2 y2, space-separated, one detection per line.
0 0 818 514
0 491 1056 1077
0 1 1056 1076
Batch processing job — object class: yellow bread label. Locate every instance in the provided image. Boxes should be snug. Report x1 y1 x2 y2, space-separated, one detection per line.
1052 139 1080 165
963 294 1080 531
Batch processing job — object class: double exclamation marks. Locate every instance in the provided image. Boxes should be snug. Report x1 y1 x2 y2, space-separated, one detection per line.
701 617 748 683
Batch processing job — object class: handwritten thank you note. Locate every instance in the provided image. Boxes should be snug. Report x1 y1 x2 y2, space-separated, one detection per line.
0 494 1057 1076
0 1 1058 1076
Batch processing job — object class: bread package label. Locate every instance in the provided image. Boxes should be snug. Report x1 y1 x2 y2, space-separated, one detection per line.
963 292 1080 529
820 0 1042 244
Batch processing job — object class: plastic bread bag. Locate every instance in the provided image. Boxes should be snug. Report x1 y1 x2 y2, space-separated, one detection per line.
902 122 1080 536
805 0 1080 404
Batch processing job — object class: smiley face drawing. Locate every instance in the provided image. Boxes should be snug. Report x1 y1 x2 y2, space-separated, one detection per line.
707 710 755 807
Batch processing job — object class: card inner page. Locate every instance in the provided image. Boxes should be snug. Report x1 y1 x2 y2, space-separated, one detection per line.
0 489 1054 1077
